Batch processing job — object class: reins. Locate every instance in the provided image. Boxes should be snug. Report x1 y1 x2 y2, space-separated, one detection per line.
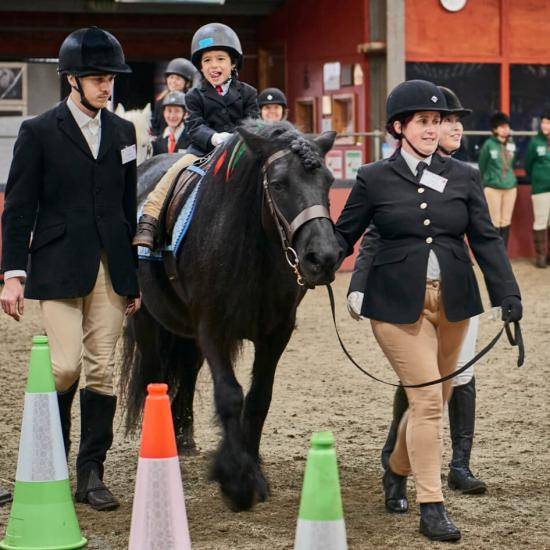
261 146 525 388
326 284 525 388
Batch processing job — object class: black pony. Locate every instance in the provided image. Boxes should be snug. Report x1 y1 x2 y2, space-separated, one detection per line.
120 120 340 511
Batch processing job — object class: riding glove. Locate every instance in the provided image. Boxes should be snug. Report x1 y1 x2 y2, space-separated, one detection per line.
501 295 522 322
211 132 232 147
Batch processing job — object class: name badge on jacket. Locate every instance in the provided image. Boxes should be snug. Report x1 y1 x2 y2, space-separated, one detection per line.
121 144 137 164
506 142 516 153
419 170 448 193
537 145 546 156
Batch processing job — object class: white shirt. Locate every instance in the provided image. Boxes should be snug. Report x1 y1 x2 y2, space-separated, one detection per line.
162 124 185 143
66 96 102 159
400 148 441 280
4 97 102 281
216 78 232 96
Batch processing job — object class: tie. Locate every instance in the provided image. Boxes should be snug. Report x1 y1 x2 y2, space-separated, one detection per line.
215 85 224 96
87 117 99 136
168 132 177 154
416 161 428 181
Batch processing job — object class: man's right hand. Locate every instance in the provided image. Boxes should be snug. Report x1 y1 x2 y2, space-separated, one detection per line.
0 278 25 321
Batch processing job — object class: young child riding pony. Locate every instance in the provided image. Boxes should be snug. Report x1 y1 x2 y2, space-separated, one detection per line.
134 22 259 249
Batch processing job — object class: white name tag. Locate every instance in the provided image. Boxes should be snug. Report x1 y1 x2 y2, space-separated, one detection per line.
121 144 137 164
537 145 546 156
490 150 499 159
506 142 516 153
419 170 448 193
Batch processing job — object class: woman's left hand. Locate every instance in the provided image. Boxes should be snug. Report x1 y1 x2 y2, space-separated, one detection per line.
125 294 142 316
501 295 522 322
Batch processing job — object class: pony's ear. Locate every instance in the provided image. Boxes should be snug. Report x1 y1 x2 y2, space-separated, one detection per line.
115 103 125 115
143 103 152 117
236 126 269 156
314 131 337 157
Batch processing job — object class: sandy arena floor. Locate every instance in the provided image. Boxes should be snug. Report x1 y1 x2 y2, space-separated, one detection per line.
0 260 548 549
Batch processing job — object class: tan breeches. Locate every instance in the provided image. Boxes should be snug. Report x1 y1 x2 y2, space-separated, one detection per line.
484 187 517 228
39 255 127 395
141 153 199 218
371 281 469 503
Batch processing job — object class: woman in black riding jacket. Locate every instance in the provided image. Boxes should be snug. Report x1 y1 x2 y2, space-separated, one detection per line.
334 79 522 543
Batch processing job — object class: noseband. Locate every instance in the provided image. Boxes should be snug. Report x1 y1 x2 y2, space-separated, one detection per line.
261 149 332 286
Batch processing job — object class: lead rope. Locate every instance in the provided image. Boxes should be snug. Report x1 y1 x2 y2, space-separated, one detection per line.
326 284 524 388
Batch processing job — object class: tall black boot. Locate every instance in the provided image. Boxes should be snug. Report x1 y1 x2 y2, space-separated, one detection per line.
448 377 487 494
75 388 119 510
381 385 409 470
57 379 79 458
500 225 511 250
420 502 461 542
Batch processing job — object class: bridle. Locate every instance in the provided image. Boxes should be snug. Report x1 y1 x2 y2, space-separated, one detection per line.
261 148 332 286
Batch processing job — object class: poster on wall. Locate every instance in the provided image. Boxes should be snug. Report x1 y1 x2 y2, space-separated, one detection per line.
344 150 363 180
323 62 341 91
321 117 332 132
325 150 343 179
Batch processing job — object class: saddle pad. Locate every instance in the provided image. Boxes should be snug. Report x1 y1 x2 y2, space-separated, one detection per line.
138 164 205 261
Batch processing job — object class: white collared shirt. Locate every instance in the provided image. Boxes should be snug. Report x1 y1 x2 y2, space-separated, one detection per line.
4 97 103 281
215 78 232 96
67 96 102 159
400 148 441 280
162 124 185 143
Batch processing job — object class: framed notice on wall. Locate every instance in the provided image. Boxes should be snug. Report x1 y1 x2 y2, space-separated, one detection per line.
325 150 344 179
344 150 363 180
0 62 27 115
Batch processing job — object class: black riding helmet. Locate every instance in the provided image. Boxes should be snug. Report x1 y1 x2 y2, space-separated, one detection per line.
438 86 471 118
58 27 131 114
164 57 197 83
258 88 287 108
58 27 131 76
190 23 243 71
161 91 187 110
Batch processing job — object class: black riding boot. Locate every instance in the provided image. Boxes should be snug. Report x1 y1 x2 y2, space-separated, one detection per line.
0 485 12 506
448 377 487 494
57 379 79 458
75 388 119 510
500 225 511 250
420 502 461 542
381 385 409 470
132 214 159 250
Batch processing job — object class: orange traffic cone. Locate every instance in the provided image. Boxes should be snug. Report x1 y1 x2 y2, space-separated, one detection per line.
128 383 192 549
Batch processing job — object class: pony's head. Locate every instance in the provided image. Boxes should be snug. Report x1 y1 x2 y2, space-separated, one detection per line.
115 103 153 165
236 120 341 286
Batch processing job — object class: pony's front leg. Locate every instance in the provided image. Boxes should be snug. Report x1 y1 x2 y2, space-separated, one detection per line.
199 327 264 511
243 324 295 460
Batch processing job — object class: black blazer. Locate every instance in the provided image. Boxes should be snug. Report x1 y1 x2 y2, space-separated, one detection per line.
185 79 259 156
335 151 520 324
152 128 190 156
348 223 380 295
1 100 139 300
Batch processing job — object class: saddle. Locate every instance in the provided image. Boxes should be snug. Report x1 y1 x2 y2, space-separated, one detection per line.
158 150 217 244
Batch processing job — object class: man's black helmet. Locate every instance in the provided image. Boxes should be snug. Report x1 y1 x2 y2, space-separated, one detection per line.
258 87 287 108
164 58 197 82
58 27 131 76
490 111 510 129
438 86 472 117
386 79 449 123
190 23 243 70
161 91 187 109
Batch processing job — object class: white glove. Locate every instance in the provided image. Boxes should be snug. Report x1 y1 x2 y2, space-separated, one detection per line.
347 291 364 321
211 132 232 147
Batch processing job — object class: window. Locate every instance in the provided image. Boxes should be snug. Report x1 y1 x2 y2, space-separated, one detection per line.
406 62 500 162
332 94 355 135
295 97 316 133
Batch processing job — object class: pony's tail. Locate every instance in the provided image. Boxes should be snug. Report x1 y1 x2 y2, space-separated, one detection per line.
119 304 202 435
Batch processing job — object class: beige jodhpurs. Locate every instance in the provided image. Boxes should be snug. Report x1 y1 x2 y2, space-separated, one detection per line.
141 154 199 218
371 280 469 503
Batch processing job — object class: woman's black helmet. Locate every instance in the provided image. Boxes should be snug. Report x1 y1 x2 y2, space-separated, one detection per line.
58 27 131 76
386 79 449 123
258 87 287 108
438 86 472 118
190 23 243 70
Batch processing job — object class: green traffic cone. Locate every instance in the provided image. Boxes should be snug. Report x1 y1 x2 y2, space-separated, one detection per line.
0 335 87 550
294 431 347 550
